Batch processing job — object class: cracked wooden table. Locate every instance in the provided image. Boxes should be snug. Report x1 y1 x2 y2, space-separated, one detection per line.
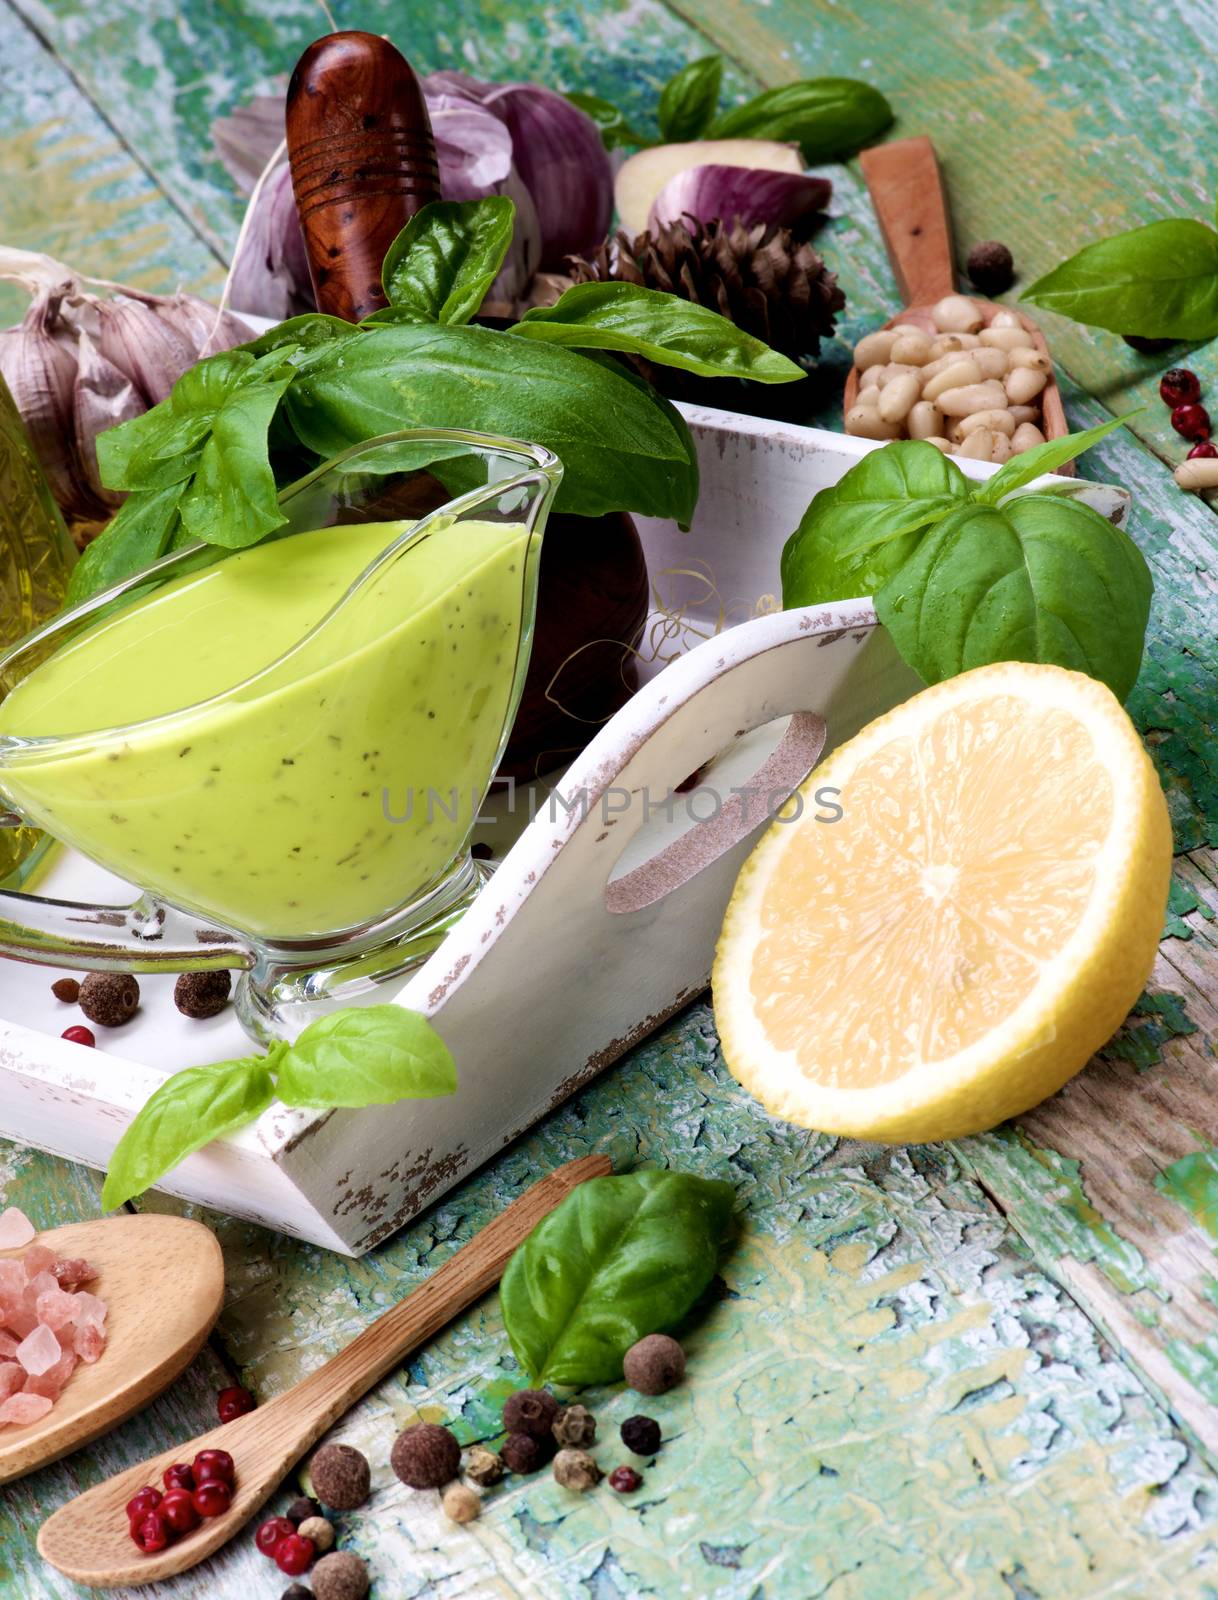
4 2 1218 1596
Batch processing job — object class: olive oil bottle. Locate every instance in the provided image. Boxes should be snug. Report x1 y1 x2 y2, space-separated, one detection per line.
0 370 76 886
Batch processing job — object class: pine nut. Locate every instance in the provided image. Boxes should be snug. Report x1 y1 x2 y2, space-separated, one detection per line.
979 327 1027 351
989 432 1013 463
959 408 1015 437
923 359 982 401
1174 458 1218 490
970 347 1010 380
991 309 1023 329
1011 422 1046 452
1009 405 1039 424
878 362 919 384
844 403 901 440
891 332 934 366
1005 366 1048 404
924 436 954 453
854 330 897 370
957 428 995 460
889 322 926 337
1008 347 1051 372
860 364 881 390
932 294 984 333
937 380 1009 417
930 334 968 358
907 399 944 440
879 373 922 422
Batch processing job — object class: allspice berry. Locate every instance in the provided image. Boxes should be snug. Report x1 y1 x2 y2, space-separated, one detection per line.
309 1442 371 1510
78 971 139 1027
51 977 80 1003
501 1430 554 1474
442 1482 481 1523
502 1387 558 1439
552 1403 596 1448
464 1446 505 1487
965 239 1015 295
391 1422 461 1488
623 1333 685 1395
553 1447 601 1492
312 1550 370 1600
298 1515 336 1553
174 968 233 1019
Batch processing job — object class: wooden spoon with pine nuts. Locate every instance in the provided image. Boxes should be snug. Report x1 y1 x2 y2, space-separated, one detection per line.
843 136 1070 473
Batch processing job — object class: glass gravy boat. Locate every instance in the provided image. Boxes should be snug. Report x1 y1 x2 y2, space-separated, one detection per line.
0 431 560 1041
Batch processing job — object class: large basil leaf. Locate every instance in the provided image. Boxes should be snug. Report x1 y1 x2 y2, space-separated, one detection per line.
971 413 1135 506
1022 219 1218 338
658 55 723 141
64 481 186 607
500 1170 735 1385
275 1004 456 1109
562 90 650 151
381 198 515 326
179 368 295 547
102 1051 280 1211
285 322 698 522
781 440 971 605
513 281 803 381
95 350 255 491
710 78 893 162
875 495 1153 701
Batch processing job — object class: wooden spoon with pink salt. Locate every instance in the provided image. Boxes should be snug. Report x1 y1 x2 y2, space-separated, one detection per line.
0 1205 223 1485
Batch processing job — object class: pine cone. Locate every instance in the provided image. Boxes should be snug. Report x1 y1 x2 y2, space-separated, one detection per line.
567 218 845 408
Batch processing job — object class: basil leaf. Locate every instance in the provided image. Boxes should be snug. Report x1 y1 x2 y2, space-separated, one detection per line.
285 321 698 523
781 440 971 605
1022 219 1218 338
241 313 359 358
563 90 650 150
101 1051 279 1210
658 55 723 142
710 78 893 162
275 1004 456 1109
381 197 516 326
500 1170 735 1385
64 481 186 606
971 413 1136 505
178 368 295 548
875 495 1153 701
513 281 803 382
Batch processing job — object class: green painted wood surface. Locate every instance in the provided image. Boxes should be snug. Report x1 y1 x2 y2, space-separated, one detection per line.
6 0 1218 1595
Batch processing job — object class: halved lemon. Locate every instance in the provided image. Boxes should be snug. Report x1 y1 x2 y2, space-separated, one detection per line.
713 662 1171 1143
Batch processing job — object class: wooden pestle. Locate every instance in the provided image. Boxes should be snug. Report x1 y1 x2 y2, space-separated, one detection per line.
286 30 441 322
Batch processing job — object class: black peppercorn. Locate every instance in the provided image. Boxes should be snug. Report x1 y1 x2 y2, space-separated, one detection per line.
174 969 233 1019
501 1430 554 1474
502 1387 558 1440
965 239 1015 295
78 971 139 1027
286 1495 322 1525
1122 334 1175 355
620 1415 662 1456
280 1587 313 1600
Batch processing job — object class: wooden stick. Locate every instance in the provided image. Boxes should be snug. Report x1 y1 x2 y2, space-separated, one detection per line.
38 1154 612 1588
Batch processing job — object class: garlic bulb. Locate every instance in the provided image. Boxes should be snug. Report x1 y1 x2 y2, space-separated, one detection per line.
0 246 250 529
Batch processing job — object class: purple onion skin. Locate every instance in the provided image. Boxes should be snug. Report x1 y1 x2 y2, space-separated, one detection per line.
648 165 833 233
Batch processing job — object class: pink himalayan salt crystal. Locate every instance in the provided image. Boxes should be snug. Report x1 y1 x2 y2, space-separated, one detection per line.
0 1258 23 1301
0 1363 24 1402
21 1245 56 1279
0 1391 53 1425
0 1332 16 1358
16 1323 61 1377
52 1258 97 1289
74 1321 106 1364
71 1292 107 1330
0 1207 35 1250
35 1287 78 1332
5 1307 38 1339
24 1349 76 1400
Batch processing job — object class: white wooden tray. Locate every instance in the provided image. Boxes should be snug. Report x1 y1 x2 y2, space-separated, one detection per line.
0 409 1130 1252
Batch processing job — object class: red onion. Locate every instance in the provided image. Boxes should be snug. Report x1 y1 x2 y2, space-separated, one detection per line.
648 164 832 233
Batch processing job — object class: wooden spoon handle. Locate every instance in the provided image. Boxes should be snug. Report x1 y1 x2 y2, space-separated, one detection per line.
286 30 442 322
859 136 956 309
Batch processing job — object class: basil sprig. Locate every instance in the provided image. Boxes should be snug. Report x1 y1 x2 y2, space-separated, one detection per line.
73 195 805 604
1023 217 1218 339
568 55 893 162
500 1169 735 1384
781 416 1152 702
102 1005 456 1210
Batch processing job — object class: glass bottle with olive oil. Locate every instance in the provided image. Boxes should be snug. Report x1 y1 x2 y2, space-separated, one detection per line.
0 370 76 887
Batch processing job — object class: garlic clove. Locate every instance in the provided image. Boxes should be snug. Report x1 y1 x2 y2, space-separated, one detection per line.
98 297 195 407
0 296 87 521
72 330 142 512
